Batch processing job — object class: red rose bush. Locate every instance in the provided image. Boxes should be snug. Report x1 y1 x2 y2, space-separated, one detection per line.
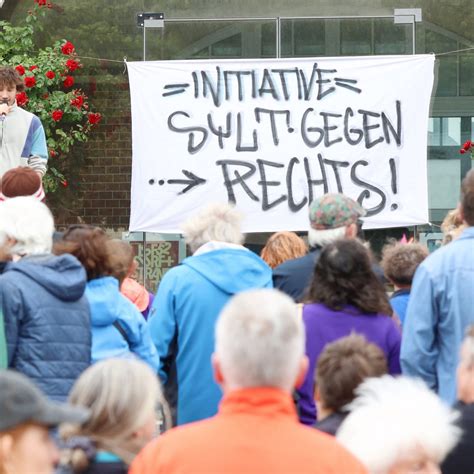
0 1 102 193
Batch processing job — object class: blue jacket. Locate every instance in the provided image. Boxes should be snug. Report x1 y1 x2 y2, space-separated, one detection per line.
86 276 159 372
401 227 474 404
390 289 410 326
273 248 322 302
149 248 273 426
2 254 91 401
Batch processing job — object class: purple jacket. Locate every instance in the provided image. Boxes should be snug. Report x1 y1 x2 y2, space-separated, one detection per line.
298 303 401 425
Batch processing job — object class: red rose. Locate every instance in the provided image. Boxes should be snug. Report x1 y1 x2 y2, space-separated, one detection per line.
61 41 75 55
61 180 68 187
24 76 36 88
15 92 28 106
63 76 74 88
51 110 63 121
29 65 38 71
45 70 55 80
88 112 102 125
66 59 80 72
15 65 25 76
49 150 57 158
70 95 84 109
35 0 47 5
460 140 473 154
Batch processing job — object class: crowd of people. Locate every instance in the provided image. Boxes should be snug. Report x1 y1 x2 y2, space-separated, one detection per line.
1 61 474 472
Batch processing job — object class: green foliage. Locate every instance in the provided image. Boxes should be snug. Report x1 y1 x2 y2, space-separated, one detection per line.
0 1 101 193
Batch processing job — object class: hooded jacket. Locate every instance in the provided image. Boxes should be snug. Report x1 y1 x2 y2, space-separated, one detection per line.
86 276 159 371
149 247 273 426
1 254 91 401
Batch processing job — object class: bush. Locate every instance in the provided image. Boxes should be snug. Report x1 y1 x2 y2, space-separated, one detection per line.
0 0 101 192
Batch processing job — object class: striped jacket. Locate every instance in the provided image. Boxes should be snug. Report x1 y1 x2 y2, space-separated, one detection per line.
0 103 48 176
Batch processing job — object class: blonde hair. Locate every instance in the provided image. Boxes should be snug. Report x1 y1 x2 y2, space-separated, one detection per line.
441 208 466 245
60 359 170 470
182 203 244 253
260 232 307 268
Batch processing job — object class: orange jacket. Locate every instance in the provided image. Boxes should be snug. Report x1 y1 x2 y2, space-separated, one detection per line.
130 387 367 474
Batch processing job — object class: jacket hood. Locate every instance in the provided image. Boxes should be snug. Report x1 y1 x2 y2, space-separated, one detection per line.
85 276 123 326
7 254 87 302
182 248 272 294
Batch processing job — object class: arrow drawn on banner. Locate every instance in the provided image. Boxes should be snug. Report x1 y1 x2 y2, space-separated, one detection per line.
150 170 206 194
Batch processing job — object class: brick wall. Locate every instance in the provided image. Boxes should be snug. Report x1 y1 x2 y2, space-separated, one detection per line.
53 75 133 230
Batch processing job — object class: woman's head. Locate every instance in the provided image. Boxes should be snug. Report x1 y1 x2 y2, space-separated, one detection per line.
441 208 466 245
61 358 168 468
0 196 54 258
54 225 110 281
337 376 460 474
307 239 391 315
260 231 307 269
0 370 88 474
106 239 136 285
182 203 244 253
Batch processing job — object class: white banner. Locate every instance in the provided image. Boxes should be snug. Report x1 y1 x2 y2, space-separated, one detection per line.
127 55 435 233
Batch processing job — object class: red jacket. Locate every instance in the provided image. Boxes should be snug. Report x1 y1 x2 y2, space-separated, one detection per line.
130 387 367 474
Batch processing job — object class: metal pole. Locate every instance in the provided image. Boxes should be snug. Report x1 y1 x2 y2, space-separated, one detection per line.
143 26 146 61
276 17 281 58
143 231 147 288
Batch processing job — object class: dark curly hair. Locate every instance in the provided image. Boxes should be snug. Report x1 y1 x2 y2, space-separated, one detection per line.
306 239 392 315
53 225 111 281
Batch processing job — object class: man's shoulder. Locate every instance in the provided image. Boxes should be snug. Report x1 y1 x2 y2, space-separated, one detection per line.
273 251 318 275
12 105 35 121
421 236 474 274
130 420 216 472
131 419 366 474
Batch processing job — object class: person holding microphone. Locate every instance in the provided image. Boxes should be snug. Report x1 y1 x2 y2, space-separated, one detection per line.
0 66 48 177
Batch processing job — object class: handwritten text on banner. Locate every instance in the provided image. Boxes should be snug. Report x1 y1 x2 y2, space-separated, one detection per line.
127 55 435 232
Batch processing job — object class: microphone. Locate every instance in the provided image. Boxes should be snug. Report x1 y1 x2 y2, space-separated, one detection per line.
0 98 8 122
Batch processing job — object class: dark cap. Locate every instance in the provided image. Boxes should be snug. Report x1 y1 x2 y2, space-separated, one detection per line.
0 370 89 431
309 193 366 230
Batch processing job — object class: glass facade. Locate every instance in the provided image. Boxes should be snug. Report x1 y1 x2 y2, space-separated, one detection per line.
2 0 473 235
